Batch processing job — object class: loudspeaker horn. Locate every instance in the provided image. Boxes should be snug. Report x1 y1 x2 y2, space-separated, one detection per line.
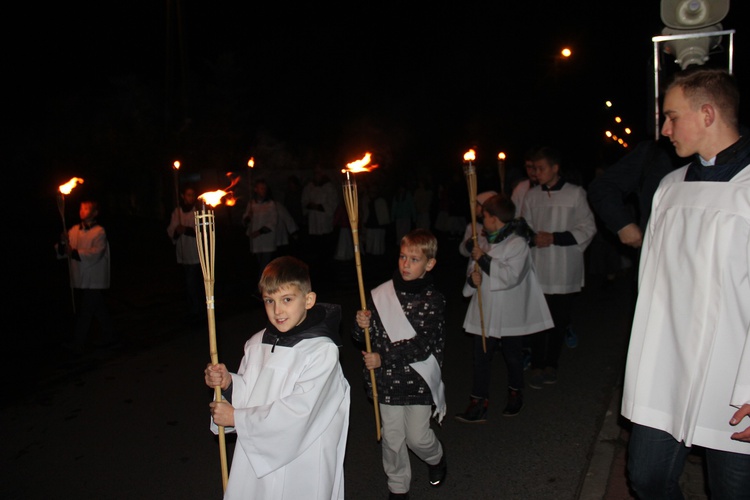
661 0 729 30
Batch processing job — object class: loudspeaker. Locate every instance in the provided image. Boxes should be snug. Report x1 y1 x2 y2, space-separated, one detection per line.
662 25 724 69
661 0 729 29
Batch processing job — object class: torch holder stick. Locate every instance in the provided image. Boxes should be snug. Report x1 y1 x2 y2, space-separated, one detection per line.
342 173 382 442
463 164 487 353
498 161 506 195
56 193 76 314
195 207 229 492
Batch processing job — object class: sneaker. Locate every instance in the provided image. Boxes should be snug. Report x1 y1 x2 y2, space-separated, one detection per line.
565 325 578 348
542 367 558 385
454 397 488 423
528 369 544 389
502 389 524 416
428 447 447 487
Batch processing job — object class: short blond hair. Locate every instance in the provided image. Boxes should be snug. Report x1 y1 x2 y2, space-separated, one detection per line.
258 256 312 295
400 229 438 261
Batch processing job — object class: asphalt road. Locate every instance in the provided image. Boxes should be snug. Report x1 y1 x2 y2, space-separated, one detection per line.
4 217 636 499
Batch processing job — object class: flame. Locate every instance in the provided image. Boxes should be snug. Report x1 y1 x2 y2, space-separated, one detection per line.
248 157 255 169
498 152 506 161
59 177 84 195
342 152 378 173
198 176 242 208
198 190 228 207
173 161 180 170
463 149 476 162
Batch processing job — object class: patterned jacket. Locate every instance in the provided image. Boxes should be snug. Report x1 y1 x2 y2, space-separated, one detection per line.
352 272 446 406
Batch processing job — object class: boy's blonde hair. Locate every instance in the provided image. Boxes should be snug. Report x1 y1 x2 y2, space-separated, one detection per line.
400 228 438 261
258 256 312 295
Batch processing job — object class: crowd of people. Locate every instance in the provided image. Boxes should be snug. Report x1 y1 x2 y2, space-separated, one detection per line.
55 68 749 499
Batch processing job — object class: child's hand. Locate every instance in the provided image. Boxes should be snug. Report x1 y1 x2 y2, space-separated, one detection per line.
471 246 484 261
362 350 381 370
204 363 231 391
209 400 235 427
356 309 371 329
471 270 482 286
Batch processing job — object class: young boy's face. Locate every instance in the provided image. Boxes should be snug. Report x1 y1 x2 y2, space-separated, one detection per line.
262 284 316 333
531 158 559 187
398 244 436 282
482 209 504 233
79 202 98 222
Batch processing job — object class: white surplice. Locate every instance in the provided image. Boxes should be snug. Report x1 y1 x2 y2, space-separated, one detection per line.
622 165 750 454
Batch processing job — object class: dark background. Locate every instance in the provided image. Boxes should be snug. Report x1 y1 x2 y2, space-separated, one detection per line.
10 1 749 332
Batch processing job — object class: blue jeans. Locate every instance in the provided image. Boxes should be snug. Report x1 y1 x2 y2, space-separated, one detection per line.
628 423 750 499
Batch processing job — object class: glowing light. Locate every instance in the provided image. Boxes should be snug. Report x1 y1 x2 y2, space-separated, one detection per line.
59 177 84 195
198 190 227 207
498 152 506 161
463 149 476 162
173 161 180 170
561 48 572 58
342 152 378 173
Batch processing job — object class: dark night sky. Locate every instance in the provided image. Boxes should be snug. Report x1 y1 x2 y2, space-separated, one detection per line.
12 1 750 204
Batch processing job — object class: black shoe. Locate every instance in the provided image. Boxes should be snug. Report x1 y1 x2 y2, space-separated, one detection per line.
428 448 447 487
388 492 409 499
455 397 488 423
502 388 524 417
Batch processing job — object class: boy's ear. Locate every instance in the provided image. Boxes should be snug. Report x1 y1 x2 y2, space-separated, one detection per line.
305 291 317 310
425 258 437 272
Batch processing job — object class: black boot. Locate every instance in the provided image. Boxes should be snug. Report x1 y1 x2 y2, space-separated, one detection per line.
454 396 488 423
502 388 524 417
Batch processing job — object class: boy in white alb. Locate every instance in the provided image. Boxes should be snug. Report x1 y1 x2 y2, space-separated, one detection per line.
520 146 596 388
204 256 350 500
353 229 447 500
456 194 553 422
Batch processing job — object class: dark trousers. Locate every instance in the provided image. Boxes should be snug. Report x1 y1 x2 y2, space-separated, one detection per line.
73 288 116 346
184 263 205 318
628 423 750 499
471 335 525 398
530 293 574 370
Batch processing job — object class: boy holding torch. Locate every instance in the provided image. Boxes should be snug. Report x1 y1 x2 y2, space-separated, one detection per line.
353 229 447 499
204 256 350 499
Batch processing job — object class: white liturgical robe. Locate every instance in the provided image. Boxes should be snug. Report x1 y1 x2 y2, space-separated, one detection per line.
622 165 750 454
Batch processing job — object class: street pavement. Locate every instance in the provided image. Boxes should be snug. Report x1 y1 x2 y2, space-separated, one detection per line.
4 216 707 499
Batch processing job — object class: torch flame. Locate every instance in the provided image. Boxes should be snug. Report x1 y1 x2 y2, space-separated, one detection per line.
248 157 255 169
199 190 228 207
59 177 84 195
463 149 476 162
498 152 506 161
342 152 378 173
173 161 181 170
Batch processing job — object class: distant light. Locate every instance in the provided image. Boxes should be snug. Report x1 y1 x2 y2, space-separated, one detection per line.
561 48 572 58
615 116 622 123
624 128 632 134
605 131 613 138
605 101 613 108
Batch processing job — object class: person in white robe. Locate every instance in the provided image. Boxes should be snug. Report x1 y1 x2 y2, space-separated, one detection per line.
520 147 596 388
167 185 205 322
621 68 750 499
243 179 278 278
456 194 553 422
204 257 350 500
